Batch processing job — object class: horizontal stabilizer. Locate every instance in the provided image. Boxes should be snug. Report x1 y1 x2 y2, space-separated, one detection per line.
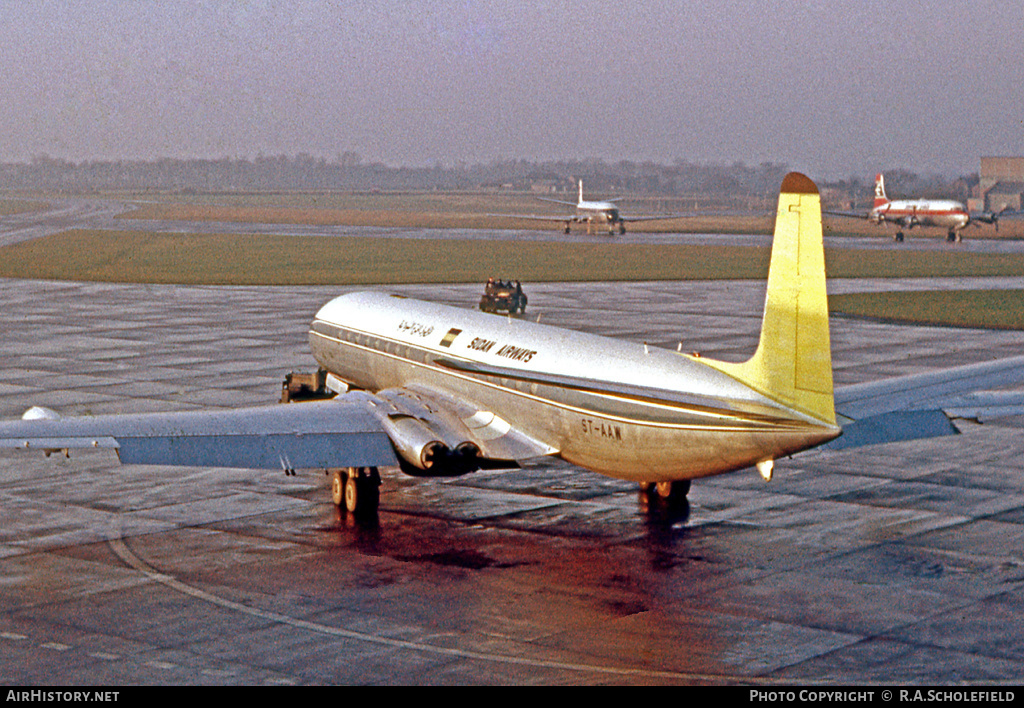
835 354 1024 420
827 354 1024 450
822 410 957 451
942 390 1024 421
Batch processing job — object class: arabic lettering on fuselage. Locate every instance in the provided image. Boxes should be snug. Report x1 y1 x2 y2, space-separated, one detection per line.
397 320 434 338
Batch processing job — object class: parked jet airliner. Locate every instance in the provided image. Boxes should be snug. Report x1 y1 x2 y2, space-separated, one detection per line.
825 173 1006 243
3 173 1024 518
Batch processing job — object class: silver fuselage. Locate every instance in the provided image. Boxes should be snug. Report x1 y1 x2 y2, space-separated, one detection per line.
576 200 622 225
309 292 838 481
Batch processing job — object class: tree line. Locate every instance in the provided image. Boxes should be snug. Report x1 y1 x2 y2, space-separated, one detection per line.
0 154 977 206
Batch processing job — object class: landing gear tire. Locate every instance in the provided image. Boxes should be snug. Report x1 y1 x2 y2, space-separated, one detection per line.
331 467 381 516
344 474 359 512
894 231 904 242
947 230 958 243
331 469 345 506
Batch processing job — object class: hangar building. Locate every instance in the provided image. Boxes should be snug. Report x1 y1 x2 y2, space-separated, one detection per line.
979 156 1024 212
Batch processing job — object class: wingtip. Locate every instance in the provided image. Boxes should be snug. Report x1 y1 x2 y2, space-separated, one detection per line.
22 406 60 421
780 172 818 195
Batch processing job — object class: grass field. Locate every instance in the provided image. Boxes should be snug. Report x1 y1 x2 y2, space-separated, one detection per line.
6 227 1024 284
0 229 778 284
830 290 1024 330
5 183 1024 332
2 228 1024 329
0 199 48 216
122 198 774 234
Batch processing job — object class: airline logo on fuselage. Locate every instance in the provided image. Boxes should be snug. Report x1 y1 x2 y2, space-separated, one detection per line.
439 328 462 348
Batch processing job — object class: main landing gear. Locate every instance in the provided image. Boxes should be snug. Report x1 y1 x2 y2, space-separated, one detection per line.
640 479 691 510
330 467 381 517
947 229 961 243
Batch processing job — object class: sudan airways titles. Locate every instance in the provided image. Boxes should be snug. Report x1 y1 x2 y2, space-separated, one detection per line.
465 334 537 364
400 319 539 364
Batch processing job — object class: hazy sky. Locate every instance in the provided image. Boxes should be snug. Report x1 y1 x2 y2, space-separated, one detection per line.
1 1 1021 179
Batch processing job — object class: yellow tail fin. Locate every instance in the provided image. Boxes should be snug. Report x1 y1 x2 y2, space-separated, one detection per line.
702 172 835 424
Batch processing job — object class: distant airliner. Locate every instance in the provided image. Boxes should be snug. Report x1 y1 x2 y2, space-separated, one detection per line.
498 180 685 235
3 173 1024 520
825 173 1006 243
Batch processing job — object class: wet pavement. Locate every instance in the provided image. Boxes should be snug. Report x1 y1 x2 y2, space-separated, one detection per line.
1 278 1024 685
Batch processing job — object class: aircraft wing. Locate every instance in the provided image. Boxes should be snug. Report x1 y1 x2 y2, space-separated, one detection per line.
822 209 872 220
621 213 700 223
971 208 1024 226
486 212 583 223
0 386 557 472
7 351 1024 466
534 196 579 207
825 354 1024 450
488 211 724 224
0 398 398 470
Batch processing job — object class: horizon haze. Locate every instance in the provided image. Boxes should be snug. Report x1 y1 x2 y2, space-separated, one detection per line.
1 1 1021 182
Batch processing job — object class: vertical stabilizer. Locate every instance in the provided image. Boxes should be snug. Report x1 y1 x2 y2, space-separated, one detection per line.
700 172 835 425
873 173 889 208
578 180 584 206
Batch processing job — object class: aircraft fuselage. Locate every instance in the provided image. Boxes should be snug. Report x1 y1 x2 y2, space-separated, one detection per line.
873 198 970 232
577 200 621 224
571 200 624 233
309 292 839 481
